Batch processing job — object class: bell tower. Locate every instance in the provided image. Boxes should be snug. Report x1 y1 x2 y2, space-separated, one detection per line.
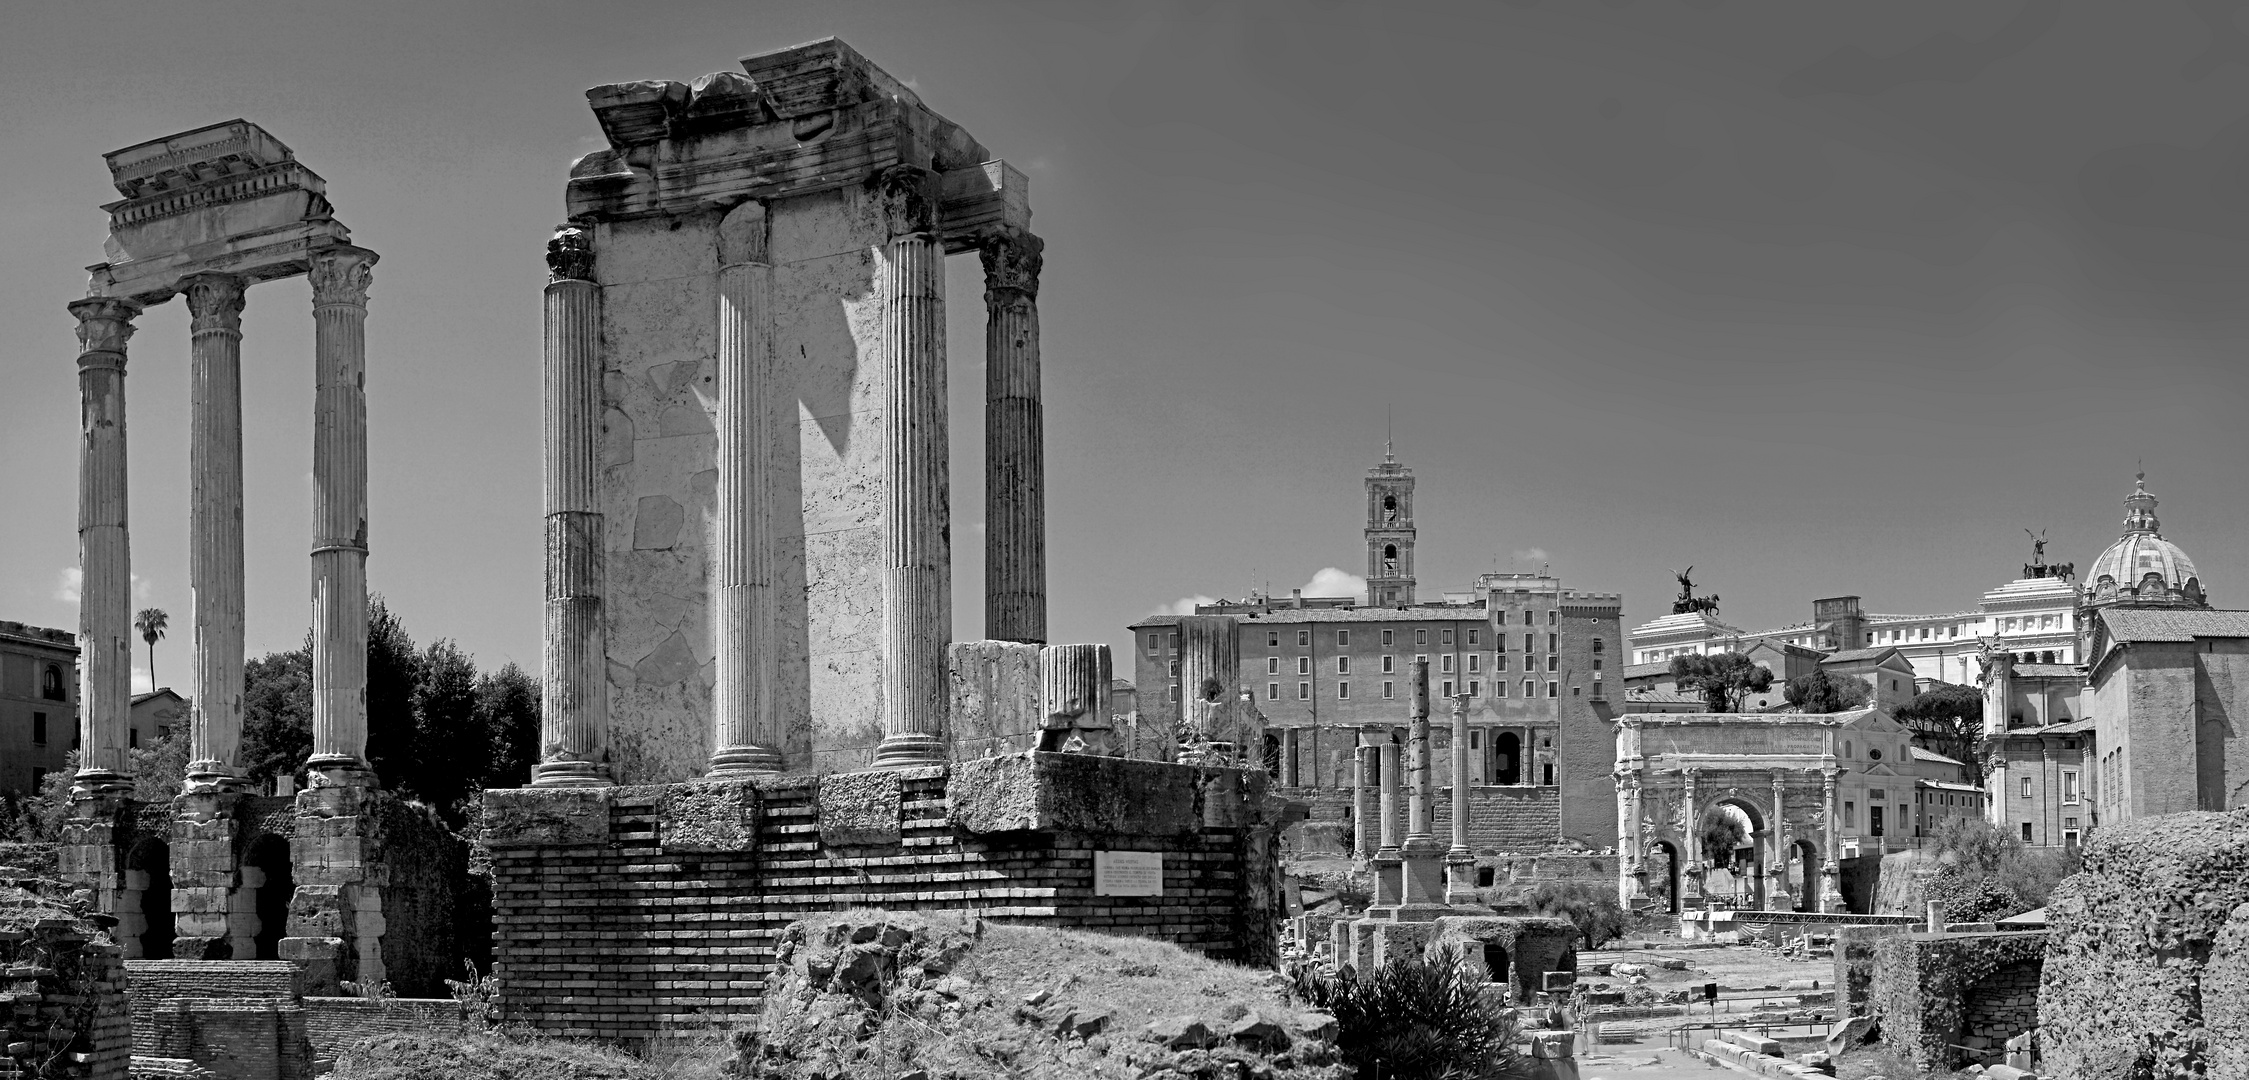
1365 443 1416 606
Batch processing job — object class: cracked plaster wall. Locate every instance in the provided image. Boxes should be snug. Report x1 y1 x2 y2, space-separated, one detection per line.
594 184 911 784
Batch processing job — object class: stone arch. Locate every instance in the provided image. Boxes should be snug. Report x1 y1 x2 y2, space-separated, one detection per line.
122 835 173 959
1793 838 1821 912
245 833 293 961
1700 795 1768 910
1649 838 1682 915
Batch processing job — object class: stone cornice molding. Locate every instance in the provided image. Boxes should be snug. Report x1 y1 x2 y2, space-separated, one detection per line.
70 297 142 358
184 274 247 334
309 247 377 307
547 226 595 283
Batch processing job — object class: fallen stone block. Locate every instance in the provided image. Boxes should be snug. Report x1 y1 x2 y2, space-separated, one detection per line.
1146 1015 1217 1050
1723 1029 1783 1056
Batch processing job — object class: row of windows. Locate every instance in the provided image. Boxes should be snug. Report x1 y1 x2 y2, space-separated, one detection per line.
1142 619 1596 655
1228 679 1596 701
1252 652 1587 677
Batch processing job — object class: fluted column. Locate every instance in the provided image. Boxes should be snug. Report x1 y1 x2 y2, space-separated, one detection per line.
307 248 377 785
981 229 1045 644
1820 767 1842 912
536 226 610 787
1448 694 1470 858
1376 732 1399 858
872 167 951 769
1351 737 1373 859
71 297 141 795
708 203 781 777
184 274 248 793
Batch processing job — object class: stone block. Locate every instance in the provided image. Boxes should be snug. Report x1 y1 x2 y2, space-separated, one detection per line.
1725 1029 1783 1055
948 640 1042 758
657 780 761 853
946 752 1201 838
818 770 902 847
479 787 614 847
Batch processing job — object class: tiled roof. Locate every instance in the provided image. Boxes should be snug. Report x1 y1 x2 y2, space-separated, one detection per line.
1622 663 1670 679
2012 664 2079 678
1821 647 1906 666
2098 608 2249 643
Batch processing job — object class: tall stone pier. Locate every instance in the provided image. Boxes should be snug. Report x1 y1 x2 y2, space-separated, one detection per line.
536 39 1046 780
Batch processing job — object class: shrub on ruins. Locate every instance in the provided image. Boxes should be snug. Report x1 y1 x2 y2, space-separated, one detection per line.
330 1030 664 1080
1918 817 2080 922
1288 948 1523 1079
1783 670 1871 714
1524 880 1629 950
1668 651 1773 712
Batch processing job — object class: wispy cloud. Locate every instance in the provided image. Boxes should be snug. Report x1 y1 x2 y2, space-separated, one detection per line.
1511 548 1550 565
1300 567 1367 601
54 567 151 606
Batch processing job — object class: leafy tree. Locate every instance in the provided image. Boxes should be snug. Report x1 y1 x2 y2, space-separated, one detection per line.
1526 880 1629 950
1700 811 1751 869
363 597 426 796
130 731 189 805
1919 817 2081 922
1668 651 1775 712
1784 670 1872 713
411 639 482 821
1896 682 1984 767
473 662 541 791
241 643 314 787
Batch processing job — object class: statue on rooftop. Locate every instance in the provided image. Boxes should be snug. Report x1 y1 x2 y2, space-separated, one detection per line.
1671 566 1720 616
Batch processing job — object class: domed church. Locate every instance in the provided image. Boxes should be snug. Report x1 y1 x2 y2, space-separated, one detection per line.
2082 473 2207 612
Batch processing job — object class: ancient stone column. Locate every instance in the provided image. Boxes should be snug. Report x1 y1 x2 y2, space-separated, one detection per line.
872 167 953 769
1351 737 1373 859
981 229 1045 645
306 248 378 784
1680 768 1702 906
71 297 141 794
1376 733 1399 859
1406 659 1432 842
536 227 611 787
1176 615 1244 753
1448 694 1471 859
1820 767 1843 912
708 202 781 777
184 274 248 793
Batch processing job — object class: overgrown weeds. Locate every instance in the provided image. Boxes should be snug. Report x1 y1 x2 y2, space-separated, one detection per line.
1288 949 1525 1080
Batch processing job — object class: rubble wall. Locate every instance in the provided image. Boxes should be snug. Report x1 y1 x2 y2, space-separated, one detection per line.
2040 807 2249 1079
2204 901 2249 1080
1867 931 2045 1073
482 754 1283 1046
0 917 129 1080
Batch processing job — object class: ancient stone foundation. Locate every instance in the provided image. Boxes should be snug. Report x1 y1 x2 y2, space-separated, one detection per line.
0 916 129 1080
481 752 1284 1045
1867 931 2045 1073
2041 808 2249 1080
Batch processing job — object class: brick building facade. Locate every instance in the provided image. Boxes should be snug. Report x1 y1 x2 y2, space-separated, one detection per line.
0 620 76 797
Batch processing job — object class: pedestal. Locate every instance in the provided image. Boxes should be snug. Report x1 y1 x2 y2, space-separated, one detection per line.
1445 852 1480 906
169 789 253 959
282 779 459 997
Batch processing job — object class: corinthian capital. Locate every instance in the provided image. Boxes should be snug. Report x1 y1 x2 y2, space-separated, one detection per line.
980 230 1043 300
873 165 937 238
69 296 142 356
184 274 247 334
309 247 378 307
547 226 594 282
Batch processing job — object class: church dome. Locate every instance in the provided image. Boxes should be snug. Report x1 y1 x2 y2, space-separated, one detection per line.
2086 473 2206 608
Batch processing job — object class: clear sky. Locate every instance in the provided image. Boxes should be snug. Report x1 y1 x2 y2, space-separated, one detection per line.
4 1 2247 691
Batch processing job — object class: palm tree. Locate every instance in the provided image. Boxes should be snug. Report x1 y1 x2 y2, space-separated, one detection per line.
135 608 168 690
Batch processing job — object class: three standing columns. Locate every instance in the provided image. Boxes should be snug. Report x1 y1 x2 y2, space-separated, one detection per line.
534 227 611 787
70 297 142 795
184 274 248 792
981 229 1046 646
872 167 952 769
306 248 379 782
708 203 782 777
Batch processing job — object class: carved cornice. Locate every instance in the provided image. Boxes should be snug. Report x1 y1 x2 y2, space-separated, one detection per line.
309 247 377 307
547 226 595 283
184 274 246 334
980 229 1043 300
874 165 937 239
70 297 141 356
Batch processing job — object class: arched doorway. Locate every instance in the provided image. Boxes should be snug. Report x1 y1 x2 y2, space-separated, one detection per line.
1699 800 1766 910
1482 940 1510 986
1794 839 1821 912
1648 839 1682 915
245 834 293 961
125 837 173 960
1495 732 1520 785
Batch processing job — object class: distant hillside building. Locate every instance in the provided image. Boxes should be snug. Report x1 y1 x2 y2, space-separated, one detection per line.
0 621 77 798
1128 450 1626 851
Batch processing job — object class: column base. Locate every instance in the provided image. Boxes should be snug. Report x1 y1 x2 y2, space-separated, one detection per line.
531 759 612 787
706 745 783 778
305 755 378 789
182 760 250 796
1370 853 1405 907
1443 852 1479 907
871 732 947 769
71 768 131 800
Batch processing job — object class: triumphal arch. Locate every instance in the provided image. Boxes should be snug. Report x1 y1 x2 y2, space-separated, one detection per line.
61 121 454 995
1612 709 1918 914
